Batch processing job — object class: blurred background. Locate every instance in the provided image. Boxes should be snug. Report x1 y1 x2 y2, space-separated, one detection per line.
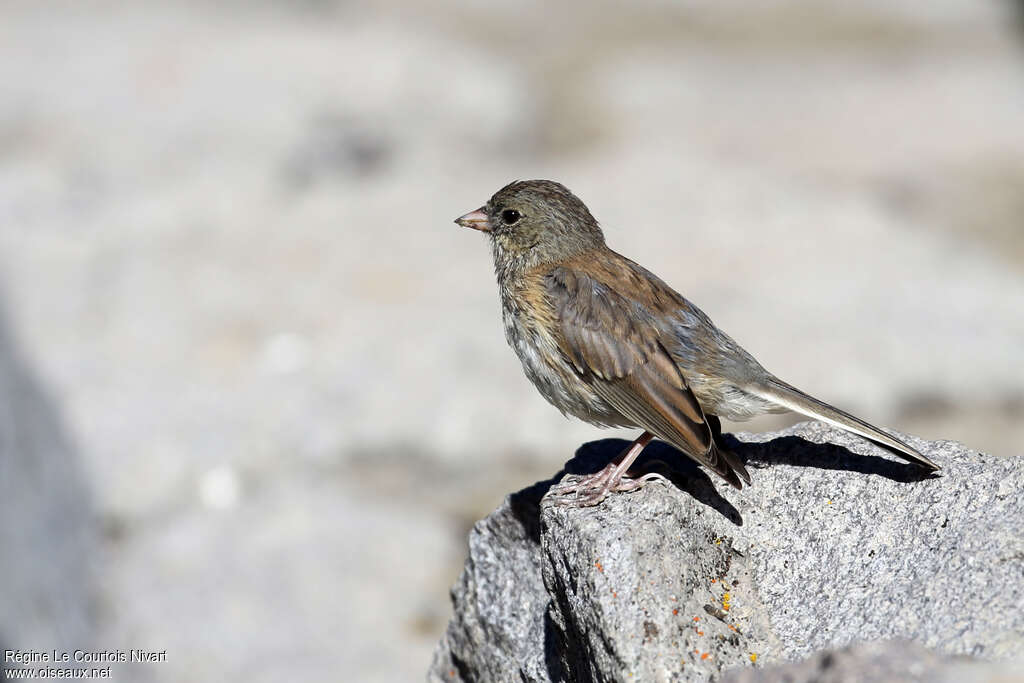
1 0 1023 680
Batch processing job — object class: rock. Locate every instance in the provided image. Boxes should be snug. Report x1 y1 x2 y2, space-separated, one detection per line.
429 481 557 682
0 296 96 658
429 421 1024 682
720 640 1016 683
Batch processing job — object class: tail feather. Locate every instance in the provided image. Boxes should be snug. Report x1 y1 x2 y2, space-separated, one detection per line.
751 377 939 471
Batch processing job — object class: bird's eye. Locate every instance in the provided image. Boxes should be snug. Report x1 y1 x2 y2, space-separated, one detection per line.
501 209 522 225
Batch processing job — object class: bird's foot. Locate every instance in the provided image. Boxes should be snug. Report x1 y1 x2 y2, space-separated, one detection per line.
547 462 670 508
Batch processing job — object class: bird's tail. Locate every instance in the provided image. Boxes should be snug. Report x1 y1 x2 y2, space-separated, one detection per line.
748 377 939 470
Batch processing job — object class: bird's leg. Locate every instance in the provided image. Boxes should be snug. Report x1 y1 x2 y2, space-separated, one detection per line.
548 431 669 507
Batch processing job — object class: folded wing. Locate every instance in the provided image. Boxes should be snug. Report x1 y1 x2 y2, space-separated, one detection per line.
547 266 750 488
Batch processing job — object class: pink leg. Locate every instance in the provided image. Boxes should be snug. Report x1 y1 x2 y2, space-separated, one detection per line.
548 431 669 507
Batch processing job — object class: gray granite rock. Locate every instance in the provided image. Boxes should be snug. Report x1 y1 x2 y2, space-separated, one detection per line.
716 643 1019 683
720 640 1015 683
430 422 1024 682
429 481 557 682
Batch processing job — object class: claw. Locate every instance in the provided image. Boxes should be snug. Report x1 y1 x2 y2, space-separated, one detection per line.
546 461 669 508
545 431 664 507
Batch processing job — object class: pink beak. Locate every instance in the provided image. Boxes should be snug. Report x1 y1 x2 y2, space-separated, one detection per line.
454 207 491 232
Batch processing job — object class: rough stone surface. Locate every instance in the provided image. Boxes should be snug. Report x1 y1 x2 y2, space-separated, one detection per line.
430 422 1024 682
432 482 556 682
720 640 1019 683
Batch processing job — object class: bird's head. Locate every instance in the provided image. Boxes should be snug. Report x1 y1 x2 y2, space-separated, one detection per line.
455 179 605 278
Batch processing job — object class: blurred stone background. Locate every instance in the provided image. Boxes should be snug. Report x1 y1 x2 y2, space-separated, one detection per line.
1 0 1022 680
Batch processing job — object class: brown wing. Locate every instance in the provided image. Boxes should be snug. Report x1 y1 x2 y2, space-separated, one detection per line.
547 265 750 489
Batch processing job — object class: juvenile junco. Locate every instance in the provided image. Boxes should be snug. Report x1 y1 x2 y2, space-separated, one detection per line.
456 180 938 506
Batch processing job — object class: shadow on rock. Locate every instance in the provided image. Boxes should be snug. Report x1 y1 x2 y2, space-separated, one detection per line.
511 430 939 534
512 438 744 527
506 476 554 544
726 433 940 484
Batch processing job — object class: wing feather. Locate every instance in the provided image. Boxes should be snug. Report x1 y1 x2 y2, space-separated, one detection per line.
547 265 749 488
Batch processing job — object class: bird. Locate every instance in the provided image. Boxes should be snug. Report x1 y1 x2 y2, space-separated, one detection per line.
455 179 939 506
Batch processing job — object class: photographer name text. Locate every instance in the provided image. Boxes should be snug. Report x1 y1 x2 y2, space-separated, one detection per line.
4 650 167 666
